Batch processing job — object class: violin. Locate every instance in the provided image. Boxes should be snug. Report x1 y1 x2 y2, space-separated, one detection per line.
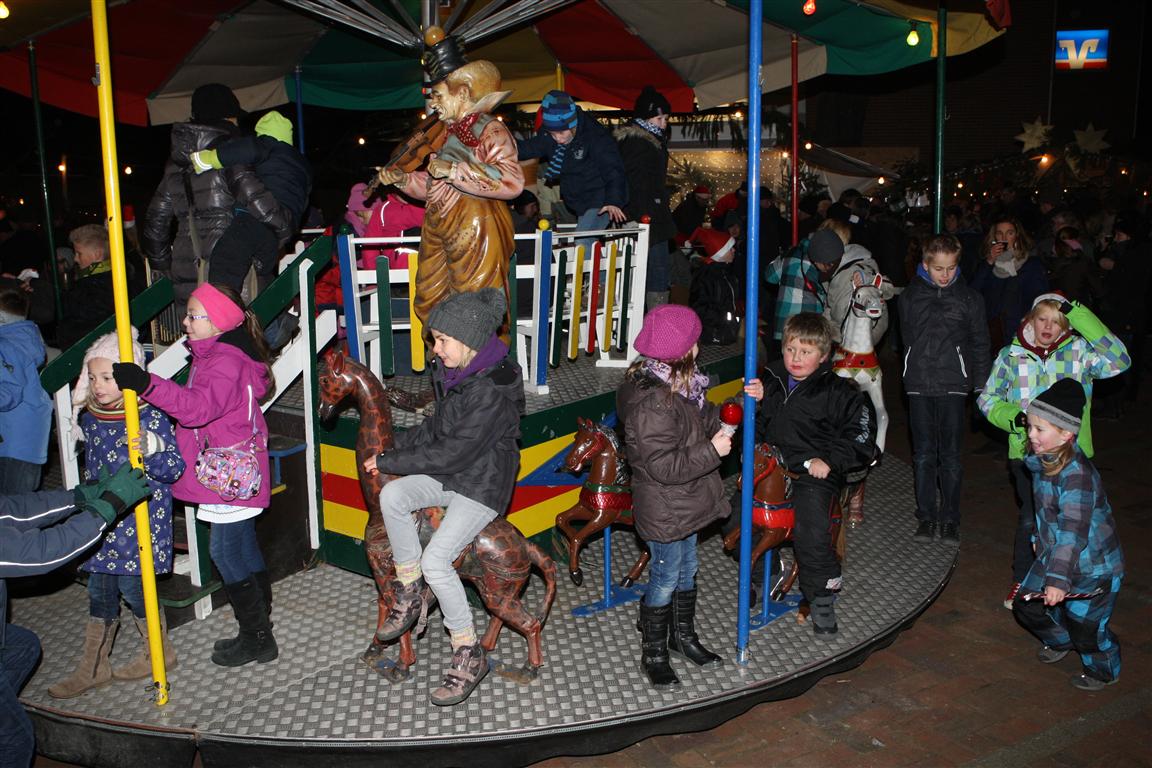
368 112 449 191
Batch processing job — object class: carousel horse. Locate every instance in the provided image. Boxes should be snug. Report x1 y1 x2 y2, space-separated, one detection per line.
317 349 557 683
722 443 845 602
832 273 890 527
555 418 649 587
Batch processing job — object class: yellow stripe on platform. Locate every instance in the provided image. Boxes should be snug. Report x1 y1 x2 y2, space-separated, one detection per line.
709 378 744 403
320 444 359 478
507 487 580 538
324 500 369 540
517 433 575 480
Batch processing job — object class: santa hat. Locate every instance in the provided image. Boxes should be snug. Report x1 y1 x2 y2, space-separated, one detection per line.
122 205 136 229
70 327 146 441
688 226 736 264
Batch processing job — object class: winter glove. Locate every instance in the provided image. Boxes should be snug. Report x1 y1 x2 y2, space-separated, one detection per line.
189 149 222 175
1014 411 1028 429
112 362 151 393
74 465 151 524
140 430 166 457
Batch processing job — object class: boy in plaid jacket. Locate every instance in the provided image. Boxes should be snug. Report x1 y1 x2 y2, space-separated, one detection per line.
765 229 839 341
1013 379 1124 692
978 293 1129 605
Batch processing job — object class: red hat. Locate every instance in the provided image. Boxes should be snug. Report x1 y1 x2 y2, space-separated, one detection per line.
688 226 736 264
122 204 136 228
693 184 711 195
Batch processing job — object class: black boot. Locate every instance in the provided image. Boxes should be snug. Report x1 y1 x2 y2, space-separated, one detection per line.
214 570 274 652
639 603 680 687
667 589 723 667
211 579 279 667
811 594 838 637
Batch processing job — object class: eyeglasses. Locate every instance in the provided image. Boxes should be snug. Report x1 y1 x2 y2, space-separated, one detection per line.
185 313 209 321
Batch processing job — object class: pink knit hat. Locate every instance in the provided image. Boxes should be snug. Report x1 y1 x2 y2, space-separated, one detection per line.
191 283 245 332
634 304 702 361
346 182 371 213
70 326 146 440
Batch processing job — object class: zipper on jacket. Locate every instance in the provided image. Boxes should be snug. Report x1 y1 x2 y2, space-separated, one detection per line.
902 347 911 377
955 345 967 379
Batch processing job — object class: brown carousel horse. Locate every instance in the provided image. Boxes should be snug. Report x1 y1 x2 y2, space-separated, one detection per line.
555 418 649 587
722 443 846 603
317 349 557 683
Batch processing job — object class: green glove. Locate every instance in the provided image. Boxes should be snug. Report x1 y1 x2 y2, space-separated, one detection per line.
76 464 150 524
189 149 222 175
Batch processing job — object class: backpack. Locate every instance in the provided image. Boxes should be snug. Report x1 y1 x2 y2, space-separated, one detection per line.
691 262 741 345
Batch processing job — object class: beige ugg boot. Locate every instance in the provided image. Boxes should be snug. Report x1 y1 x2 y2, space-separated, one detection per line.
112 613 178 680
47 618 118 699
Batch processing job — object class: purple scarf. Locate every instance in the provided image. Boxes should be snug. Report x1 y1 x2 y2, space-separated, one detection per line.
641 358 710 410
441 334 509 391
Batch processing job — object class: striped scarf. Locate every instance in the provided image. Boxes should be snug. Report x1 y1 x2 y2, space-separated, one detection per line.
545 141 568 181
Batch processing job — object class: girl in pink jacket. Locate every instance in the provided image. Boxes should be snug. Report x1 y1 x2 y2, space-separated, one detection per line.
113 282 277 668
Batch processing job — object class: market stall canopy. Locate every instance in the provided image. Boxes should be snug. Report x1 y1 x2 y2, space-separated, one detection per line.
0 0 1007 126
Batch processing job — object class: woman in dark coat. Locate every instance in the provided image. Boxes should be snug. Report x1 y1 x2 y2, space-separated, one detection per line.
617 304 733 688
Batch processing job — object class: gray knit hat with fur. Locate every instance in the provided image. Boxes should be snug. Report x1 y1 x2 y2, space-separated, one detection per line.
427 288 506 350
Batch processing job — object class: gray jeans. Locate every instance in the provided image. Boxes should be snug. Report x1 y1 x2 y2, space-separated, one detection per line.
378 474 498 631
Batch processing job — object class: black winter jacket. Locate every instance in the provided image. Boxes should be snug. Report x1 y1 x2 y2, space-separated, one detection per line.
755 359 876 486
1 490 109 648
613 122 675 243
517 109 627 216
617 369 727 543
376 358 525 514
899 271 991 396
142 121 276 310
216 134 313 243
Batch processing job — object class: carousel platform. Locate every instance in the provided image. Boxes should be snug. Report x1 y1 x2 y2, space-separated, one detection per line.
16 455 955 768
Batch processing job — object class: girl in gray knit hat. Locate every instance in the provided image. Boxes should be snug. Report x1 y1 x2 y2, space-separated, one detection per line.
361 287 524 706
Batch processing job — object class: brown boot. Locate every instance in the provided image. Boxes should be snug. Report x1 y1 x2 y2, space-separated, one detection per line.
47 618 118 699
113 613 178 681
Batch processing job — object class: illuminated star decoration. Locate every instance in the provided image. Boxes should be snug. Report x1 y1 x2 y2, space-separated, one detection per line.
1015 117 1053 153
1073 123 1110 154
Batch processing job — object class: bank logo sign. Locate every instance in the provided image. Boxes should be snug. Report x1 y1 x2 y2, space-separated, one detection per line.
1055 30 1109 70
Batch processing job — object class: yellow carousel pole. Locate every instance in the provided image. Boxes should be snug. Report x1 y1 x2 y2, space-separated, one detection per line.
89 0 169 706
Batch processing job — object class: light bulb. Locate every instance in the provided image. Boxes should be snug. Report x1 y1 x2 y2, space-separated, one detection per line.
357 137 366 146
907 23 920 47
803 0 816 16
877 176 886 185
124 166 132 175
0 3 9 20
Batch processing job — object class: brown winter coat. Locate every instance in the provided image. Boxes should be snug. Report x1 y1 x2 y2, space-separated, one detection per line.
616 369 728 543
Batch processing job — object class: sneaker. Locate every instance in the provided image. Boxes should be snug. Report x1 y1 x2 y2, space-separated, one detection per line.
430 643 489 706
1037 646 1070 664
1003 582 1022 609
1070 673 1117 691
913 520 938 541
939 522 960 545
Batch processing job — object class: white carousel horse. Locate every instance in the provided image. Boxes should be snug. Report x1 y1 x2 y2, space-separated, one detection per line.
831 273 892 526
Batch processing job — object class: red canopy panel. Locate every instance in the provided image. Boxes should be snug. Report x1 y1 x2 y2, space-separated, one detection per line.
535 1 695 112
0 0 244 126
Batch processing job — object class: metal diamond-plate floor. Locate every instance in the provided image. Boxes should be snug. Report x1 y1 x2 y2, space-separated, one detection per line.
16 455 955 768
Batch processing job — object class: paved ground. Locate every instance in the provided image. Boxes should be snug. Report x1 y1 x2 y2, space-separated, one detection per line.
35 348 1150 768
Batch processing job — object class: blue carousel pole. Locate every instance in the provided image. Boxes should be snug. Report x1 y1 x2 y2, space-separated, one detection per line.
736 0 763 664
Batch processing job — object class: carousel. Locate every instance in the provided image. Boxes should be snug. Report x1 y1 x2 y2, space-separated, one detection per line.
10 6 970 767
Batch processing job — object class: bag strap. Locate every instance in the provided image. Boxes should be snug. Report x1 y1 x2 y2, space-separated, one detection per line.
181 168 207 283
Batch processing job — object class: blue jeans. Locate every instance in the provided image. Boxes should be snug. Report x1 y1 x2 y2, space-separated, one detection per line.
645 239 670 293
378 475 498 632
908 395 966 524
643 535 698 607
87 572 146 620
0 624 41 768
575 207 610 262
0 458 41 495
209 518 266 585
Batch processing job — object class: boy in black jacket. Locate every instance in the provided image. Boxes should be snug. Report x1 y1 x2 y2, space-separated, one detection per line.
899 234 990 544
747 313 875 637
189 110 312 291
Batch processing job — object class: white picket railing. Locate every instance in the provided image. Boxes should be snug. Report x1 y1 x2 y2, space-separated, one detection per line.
336 221 650 394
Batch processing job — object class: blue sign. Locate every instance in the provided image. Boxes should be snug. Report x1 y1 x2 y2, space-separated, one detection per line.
1055 29 1109 70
